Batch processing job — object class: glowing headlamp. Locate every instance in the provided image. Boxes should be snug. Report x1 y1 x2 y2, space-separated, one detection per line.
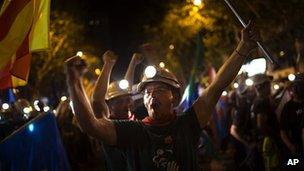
144 66 157 78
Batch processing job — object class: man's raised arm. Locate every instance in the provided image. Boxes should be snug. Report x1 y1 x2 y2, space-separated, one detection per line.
124 53 143 87
91 51 117 118
194 21 260 127
65 56 117 145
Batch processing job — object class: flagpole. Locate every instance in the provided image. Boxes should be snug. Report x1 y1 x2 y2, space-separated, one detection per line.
223 0 276 64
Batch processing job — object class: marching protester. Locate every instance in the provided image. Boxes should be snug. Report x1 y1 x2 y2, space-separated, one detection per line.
64 21 260 170
55 99 100 170
280 73 304 169
230 74 262 170
91 51 142 170
251 74 282 171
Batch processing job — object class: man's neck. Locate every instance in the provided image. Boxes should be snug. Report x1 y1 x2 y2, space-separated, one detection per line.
144 110 176 126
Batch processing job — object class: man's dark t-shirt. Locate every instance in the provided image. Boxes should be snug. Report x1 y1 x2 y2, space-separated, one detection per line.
252 97 280 138
102 144 133 171
113 107 201 171
280 100 304 149
102 113 136 171
232 97 255 140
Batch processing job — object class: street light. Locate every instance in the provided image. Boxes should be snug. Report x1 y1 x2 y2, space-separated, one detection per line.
43 106 50 112
76 51 83 57
288 74 295 81
95 68 101 75
23 107 31 114
169 44 175 50
193 0 202 7
61 96 67 102
245 79 253 86
159 62 165 68
233 83 239 89
273 84 280 90
2 103 9 110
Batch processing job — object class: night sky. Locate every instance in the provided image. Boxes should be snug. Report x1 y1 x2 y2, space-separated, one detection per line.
53 0 178 80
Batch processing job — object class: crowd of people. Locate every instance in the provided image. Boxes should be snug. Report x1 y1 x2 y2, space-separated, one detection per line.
1 21 304 171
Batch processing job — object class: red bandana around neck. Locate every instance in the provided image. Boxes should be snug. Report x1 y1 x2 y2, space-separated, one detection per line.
142 112 176 126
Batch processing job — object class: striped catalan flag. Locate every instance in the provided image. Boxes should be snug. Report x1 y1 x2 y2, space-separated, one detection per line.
0 0 50 89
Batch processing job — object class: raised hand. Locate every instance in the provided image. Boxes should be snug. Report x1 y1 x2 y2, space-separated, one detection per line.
131 53 143 65
102 50 117 65
240 20 261 53
65 55 88 80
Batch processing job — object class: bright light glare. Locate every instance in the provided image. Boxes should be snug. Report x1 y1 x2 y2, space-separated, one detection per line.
119 79 129 90
23 107 31 114
273 84 280 90
288 74 295 81
69 101 75 114
159 62 165 68
61 96 67 102
233 83 239 89
76 51 83 57
193 0 202 6
245 79 253 86
28 124 34 132
238 58 266 77
169 44 175 50
95 68 101 75
23 114 29 119
2 103 9 110
222 91 228 96
34 106 40 112
43 106 50 112
34 100 39 105
144 66 157 78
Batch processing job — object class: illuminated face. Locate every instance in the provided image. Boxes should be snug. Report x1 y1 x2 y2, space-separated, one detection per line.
142 82 174 120
108 94 133 119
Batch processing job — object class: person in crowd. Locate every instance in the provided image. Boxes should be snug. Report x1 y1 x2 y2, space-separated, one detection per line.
91 51 142 170
55 99 94 170
251 74 282 171
230 74 262 170
280 73 304 169
65 21 260 170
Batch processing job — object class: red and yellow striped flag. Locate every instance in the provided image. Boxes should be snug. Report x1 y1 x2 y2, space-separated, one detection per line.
0 0 50 89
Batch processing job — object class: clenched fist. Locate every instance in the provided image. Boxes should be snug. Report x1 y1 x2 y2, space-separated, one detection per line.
65 55 88 80
131 53 143 65
102 50 117 64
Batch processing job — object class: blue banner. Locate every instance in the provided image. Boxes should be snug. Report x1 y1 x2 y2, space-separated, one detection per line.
0 113 70 171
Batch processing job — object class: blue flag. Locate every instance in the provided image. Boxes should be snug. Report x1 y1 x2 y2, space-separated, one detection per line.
178 82 200 112
178 31 204 112
6 88 16 103
0 113 71 171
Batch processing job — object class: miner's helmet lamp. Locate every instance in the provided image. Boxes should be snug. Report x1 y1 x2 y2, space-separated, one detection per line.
105 79 130 101
137 65 181 106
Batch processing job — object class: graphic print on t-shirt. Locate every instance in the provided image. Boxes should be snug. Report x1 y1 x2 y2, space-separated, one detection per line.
151 135 179 170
